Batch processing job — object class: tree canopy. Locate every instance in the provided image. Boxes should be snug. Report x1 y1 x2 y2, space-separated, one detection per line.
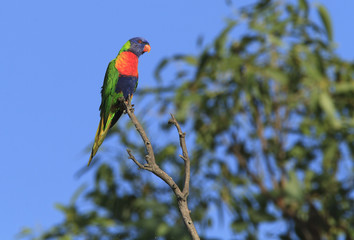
21 0 354 239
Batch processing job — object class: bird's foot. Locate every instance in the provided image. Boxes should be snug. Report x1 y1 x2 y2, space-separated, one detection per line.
123 100 135 113
129 105 135 113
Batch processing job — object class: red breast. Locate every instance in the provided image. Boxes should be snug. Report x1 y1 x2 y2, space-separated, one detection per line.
115 51 139 77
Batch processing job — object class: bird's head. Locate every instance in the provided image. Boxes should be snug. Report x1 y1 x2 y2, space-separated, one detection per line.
126 37 151 57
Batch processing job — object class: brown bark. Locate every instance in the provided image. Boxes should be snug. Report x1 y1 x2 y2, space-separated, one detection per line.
123 99 200 240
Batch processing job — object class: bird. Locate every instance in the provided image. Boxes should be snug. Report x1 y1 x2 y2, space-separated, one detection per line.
87 37 151 166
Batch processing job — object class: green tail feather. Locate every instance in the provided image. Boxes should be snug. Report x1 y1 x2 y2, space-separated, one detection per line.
87 113 115 166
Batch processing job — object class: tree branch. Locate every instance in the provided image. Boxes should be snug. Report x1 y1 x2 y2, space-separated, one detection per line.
126 149 152 171
168 114 190 197
123 99 200 240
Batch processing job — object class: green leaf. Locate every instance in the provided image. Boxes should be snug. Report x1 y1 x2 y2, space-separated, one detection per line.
154 58 169 82
284 171 303 202
154 55 197 82
248 208 276 223
59 236 72 240
54 203 67 212
334 82 354 93
264 68 288 84
70 184 87 205
16 227 33 238
214 20 237 56
156 222 169 236
304 170 315 192
322 142 338 171
318 92 341 129
298 0 309 16
232 219 248 232
317 4 333 41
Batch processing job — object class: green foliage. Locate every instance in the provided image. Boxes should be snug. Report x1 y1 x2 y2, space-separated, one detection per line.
21 0 354 239
317 4 333 42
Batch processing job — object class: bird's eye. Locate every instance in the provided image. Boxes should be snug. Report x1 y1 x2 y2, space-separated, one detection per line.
138 40 142 44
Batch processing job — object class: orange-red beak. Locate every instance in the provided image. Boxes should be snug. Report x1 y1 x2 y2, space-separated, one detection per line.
143 44 151 53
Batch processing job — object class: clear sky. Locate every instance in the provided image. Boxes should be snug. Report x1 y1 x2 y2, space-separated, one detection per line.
0 1 353 239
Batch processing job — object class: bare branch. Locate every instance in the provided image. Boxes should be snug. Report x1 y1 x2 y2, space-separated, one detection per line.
123 98 200 240
169 114 190 197
126 149 152 171
123 100 156 167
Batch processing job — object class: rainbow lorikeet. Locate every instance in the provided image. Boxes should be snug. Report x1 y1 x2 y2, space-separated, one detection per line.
88 37 151 166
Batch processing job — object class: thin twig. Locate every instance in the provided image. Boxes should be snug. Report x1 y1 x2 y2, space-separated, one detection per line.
123 98 200 240
127 149 151 170
123 100 156 167
168 114 190 197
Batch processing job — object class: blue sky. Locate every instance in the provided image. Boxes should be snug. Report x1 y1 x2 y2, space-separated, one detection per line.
0 0 353 239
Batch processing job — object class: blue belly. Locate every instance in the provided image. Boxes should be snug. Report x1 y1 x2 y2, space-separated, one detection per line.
115 75 138 99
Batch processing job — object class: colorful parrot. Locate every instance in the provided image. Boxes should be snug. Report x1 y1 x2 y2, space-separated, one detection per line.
87 37 151 166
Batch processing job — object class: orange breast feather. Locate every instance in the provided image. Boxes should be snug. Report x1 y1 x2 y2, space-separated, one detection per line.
115 51 139 77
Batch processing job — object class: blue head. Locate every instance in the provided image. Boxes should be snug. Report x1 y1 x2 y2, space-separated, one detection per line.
128 37 151 57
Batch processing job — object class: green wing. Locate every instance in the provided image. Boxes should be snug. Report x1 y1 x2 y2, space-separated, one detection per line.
99 59 123 129
88 59 122 166
135 79 139 92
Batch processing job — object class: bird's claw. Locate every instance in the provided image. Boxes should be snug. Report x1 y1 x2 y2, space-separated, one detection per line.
123 101 135 113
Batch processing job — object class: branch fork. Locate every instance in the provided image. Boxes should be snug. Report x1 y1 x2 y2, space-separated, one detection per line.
122 99 200 240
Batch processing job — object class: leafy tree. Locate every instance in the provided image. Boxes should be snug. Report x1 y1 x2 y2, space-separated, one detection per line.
20 0 354 239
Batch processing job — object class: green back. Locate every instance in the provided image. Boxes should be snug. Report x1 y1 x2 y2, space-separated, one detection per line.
99 40 133 129
99 59 122 128
118 40 131 55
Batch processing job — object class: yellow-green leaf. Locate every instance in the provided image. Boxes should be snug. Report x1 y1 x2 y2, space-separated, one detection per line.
319 92 341 129
317 4 333 41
